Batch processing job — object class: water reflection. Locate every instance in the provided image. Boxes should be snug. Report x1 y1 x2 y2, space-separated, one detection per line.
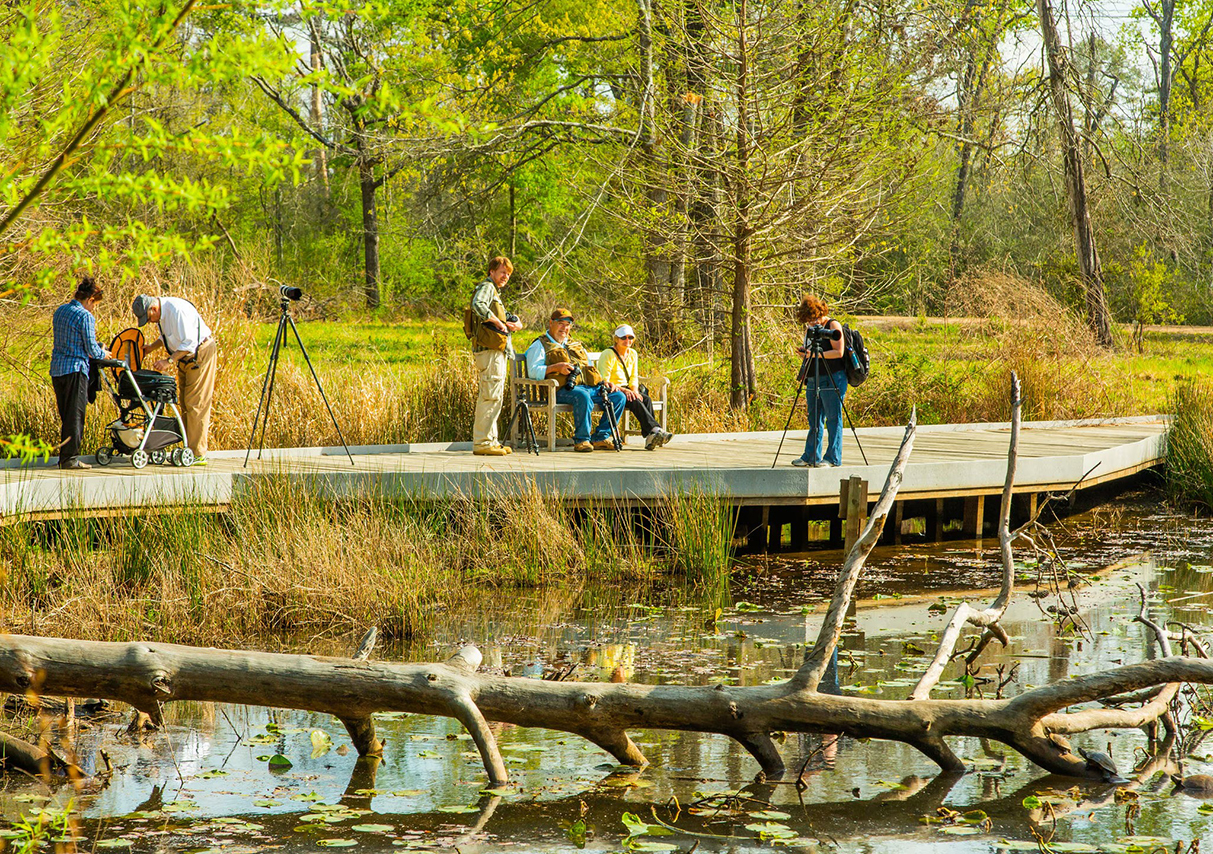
5 492 1213 851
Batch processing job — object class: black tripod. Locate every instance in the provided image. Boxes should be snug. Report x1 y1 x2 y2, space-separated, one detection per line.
772 327 868 469
596 383 624 451
244 297 353 467
504 398 540 455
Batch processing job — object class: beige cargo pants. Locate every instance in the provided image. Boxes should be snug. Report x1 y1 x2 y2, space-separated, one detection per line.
178 337 217 458
472 349 508 449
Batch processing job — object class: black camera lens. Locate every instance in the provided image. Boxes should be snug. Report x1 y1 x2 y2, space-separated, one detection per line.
280 285 303 301
505 312 520 324
806 324 841 341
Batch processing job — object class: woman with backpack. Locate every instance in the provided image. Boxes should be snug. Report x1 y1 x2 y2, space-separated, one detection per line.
791 295 847 467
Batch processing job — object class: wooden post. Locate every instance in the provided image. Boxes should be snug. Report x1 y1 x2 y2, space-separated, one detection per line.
962 495 985 539
891 501 904 545
843 476 868 556
767 508 783 553
931 498 944 541
790 507 808 551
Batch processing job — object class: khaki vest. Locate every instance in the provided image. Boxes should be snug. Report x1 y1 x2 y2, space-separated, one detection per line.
533 335 602 387
464 283 508 352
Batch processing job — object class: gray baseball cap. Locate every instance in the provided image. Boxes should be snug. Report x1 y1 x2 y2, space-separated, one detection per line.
131 294 154 326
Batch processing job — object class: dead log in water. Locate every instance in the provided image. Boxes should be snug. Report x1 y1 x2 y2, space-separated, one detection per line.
0 382 1203 784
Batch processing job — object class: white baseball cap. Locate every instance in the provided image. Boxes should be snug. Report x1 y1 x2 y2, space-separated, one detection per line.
613 324 636 338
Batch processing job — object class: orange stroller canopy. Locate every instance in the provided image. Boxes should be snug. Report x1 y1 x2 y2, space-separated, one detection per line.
108 328 144 371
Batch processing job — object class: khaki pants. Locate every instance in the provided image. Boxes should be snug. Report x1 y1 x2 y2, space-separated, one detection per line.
472 349 507 449
178 337 217 457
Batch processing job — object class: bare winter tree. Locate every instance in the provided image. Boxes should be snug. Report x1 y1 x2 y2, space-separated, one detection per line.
1036 0 1114 346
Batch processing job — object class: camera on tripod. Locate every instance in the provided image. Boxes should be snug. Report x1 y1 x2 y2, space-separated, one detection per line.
805 324 841 343
563 364 582 390
279 285 303 301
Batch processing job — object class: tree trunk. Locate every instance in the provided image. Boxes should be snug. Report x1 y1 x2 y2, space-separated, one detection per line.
509 181 517 258
1037 0 1113 347
730 0 756 410
358 152 381 310
310 27 330 199
1158 0 1175 189
637 0 674 347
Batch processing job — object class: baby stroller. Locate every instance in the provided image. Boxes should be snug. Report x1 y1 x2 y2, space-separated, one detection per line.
95 328 193 468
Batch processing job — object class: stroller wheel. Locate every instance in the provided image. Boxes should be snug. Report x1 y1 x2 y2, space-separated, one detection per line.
169 448 182 466
150 449 166 466
131 449 149 469
179 448 195 467
95 447 113 466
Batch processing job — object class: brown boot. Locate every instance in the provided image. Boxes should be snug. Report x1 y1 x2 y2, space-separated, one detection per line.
592 440 615 450
473 445 510 457
573 441 594 452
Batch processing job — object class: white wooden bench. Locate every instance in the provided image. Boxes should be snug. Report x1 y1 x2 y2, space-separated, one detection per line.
508 351 669 452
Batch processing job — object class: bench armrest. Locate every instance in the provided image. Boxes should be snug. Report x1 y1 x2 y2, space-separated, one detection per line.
638 375 669 400
512 377 559 390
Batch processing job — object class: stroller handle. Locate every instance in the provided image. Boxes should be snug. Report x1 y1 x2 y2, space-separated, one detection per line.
98 358 128 369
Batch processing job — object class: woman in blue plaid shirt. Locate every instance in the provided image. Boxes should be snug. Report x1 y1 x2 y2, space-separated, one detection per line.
50 277 109 470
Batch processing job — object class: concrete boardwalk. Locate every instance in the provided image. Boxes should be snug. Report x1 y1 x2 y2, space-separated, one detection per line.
0 416 1167 524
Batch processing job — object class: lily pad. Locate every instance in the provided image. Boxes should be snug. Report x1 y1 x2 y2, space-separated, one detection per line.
351 824 395 833
316 840 358 848
268 754 293 769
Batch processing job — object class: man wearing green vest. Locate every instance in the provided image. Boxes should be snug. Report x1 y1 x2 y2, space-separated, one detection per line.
524 308 626 452
468 256 522 456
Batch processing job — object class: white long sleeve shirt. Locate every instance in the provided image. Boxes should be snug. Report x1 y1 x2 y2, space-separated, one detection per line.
158 297 212 355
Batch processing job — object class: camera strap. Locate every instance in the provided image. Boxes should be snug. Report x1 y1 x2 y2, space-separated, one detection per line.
611 347 632 386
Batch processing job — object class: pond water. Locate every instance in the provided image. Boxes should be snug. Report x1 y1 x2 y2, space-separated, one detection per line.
4 489 1213 853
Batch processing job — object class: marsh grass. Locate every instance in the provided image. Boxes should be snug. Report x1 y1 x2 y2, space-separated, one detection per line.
1165 380 1213 510
0 476 737 644
0 266 1193 455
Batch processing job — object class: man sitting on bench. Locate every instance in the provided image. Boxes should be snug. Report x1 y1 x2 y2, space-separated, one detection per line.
523 308 626 452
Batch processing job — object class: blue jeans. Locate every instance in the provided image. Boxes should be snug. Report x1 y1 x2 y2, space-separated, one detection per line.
801 367 848 465
556 385 626 443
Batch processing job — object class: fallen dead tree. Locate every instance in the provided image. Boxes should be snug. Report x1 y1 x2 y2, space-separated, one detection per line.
0 377 1202 784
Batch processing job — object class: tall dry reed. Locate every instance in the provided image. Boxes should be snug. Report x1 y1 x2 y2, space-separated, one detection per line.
1165 379 1213 510
0 476 737 645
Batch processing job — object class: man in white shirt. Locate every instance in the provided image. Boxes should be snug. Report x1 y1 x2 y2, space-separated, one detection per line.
132 295 217 465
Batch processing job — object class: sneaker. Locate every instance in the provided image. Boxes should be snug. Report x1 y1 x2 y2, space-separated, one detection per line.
500 445 513 455
790 457 810 467
60 459 92 471
473 445 510 457
811 461 829 468
592 440 615 450
644 431 662 451
191 457 209 467
658 429 674 447
574 441 594 452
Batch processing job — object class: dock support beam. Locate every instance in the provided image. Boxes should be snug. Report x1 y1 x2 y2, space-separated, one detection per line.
963 495 985 540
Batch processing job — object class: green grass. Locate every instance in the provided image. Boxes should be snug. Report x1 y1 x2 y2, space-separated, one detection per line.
4 310 1211 456
1165 379 1213 510
253 319 466 369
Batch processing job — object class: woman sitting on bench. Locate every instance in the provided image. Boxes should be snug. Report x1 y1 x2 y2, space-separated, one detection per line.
596 325 673 451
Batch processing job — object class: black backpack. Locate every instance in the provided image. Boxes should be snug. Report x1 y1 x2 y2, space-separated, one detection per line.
842 325 869 386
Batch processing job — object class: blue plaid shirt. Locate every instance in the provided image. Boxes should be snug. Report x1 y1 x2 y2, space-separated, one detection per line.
50 300 106 378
